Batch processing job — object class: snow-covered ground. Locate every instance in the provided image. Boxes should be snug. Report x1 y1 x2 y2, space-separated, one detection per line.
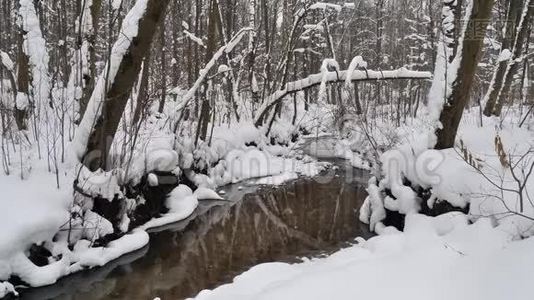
193 213 534 300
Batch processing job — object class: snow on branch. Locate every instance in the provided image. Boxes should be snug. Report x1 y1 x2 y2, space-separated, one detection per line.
170 27 253 118
183 30 206 48
254 68 432 127
309 2 343 13
0 51 14 71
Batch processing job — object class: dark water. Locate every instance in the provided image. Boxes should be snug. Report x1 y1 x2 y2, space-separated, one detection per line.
17 161 370 300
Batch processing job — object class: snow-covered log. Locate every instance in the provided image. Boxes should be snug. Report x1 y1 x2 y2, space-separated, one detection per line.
73 0 170 171
254 68 432 127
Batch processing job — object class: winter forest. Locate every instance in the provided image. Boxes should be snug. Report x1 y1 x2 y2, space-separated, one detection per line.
0 0 533 298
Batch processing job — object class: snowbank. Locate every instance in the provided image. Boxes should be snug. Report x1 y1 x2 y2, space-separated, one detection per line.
358 109 534 238
0 164 148 295
192 214 534 300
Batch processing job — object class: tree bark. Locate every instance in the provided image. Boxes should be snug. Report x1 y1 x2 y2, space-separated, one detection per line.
15 29 30 130
82 0 170 171
157 21 167 113
196 0 220 144
435 0 495 149
78 0 102 122
482 0 523 116
491 0 534 116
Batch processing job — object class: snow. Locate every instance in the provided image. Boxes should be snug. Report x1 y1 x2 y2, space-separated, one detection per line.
0 51 14 71
217 148 323 185
184 30 206 48
111 0 122 10
309 2 342 13
356 107 534 239
217 64 230 73
71 230 148 268
498 49 512 62
77 166 122 200
2 1 532 297
0 282 16 298
255 68 432 126
182 21 189 30
194 187 224 200
0 168 70 278
251 172 299 185
171 28 252 116
15 92 29 110
147 173 159 186
345 56 368 89
192 214 534 300
0 163 148 292
77 0 94 35
140 185 199 230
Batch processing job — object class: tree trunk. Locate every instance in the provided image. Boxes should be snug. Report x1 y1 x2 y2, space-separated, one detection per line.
133 50 151 125
196 0 220 144
482 0 523 116
157 21 167 113
435 0 495 149
492 0 534 116
81 0 170 171
78 0 102 122
15 29 30 130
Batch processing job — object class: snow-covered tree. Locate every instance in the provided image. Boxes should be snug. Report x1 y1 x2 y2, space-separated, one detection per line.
74 0 170 171
429 0 495 149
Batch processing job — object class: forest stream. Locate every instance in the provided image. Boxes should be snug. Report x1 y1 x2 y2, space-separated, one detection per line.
15 153 372 300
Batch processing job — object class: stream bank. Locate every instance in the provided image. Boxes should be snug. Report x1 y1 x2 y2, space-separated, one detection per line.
14 160 371 300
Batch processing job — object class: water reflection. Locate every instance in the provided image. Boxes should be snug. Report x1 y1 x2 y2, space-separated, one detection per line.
19 163 370 300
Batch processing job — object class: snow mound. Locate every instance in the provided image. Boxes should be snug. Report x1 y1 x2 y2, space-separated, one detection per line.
194 187 224 200
140 185 199 230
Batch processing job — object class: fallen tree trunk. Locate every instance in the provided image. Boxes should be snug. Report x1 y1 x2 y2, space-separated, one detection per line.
254 68 432 127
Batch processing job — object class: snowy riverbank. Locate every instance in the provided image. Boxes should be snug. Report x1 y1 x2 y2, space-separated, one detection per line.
0 123 326 297
193 213 534 300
